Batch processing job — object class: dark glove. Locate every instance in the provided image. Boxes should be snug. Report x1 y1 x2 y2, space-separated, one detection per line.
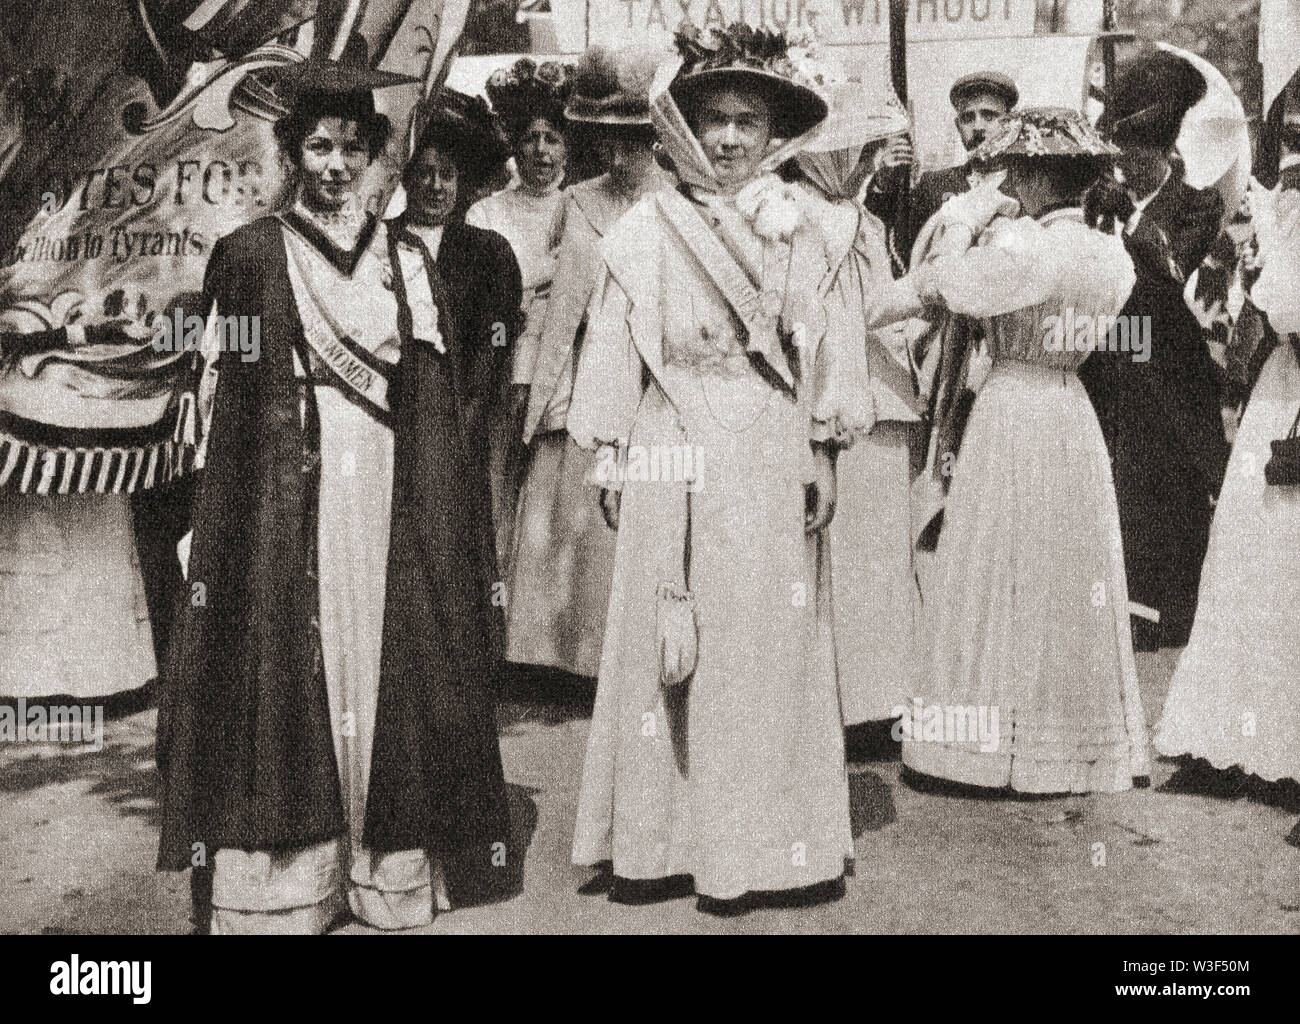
1083 177 1135 236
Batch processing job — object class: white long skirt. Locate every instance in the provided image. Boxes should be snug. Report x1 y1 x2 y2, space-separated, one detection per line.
903 361 1149 793
505 431 615 677
210 388 448 934
1154 343 1300 782
572 375 851 899
0 490 155 698
830 420 918 724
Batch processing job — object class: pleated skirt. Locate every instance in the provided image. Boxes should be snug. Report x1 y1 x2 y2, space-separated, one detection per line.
903 360 1149 793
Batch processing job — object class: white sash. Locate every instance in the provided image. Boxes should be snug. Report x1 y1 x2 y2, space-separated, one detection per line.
284 237 393 417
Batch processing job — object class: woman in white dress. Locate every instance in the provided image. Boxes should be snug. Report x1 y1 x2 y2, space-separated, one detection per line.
793 81 929 745
467 58 573 571
901 109 1149 794
506 46 667 681
568 24 853 914
1154 171 1300 790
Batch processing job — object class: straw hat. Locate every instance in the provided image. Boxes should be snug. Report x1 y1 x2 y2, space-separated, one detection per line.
668 22 829 140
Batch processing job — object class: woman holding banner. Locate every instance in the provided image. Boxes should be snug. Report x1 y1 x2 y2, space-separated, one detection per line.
156 52 511 933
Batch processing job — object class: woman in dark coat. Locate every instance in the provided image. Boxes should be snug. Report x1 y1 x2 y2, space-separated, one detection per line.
155 62 511 933
389 88 523 510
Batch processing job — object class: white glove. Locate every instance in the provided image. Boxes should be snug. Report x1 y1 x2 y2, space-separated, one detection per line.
177 531 192 580
939 182 1020 236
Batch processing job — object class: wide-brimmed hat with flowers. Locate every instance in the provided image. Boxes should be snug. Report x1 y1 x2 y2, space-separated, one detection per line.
485 57 574 139
669 22 829 140
970 106 1120 163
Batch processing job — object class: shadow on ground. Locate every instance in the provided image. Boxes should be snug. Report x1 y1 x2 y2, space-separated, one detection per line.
0 739 160 829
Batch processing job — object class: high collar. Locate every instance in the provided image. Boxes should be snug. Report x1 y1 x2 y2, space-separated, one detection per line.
1123 165 1172 208
514 176 564 199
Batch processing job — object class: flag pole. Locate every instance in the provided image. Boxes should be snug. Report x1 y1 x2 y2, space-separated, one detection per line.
1101 0 1116 100
888 0 911 277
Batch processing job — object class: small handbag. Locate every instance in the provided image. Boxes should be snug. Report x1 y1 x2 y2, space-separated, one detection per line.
1264 402 1300 486
656 485 698 688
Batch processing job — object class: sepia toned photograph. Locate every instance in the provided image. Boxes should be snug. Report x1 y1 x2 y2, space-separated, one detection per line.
0 0 1295 973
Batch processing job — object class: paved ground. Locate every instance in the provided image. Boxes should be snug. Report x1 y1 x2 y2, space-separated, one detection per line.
2 649 1298 934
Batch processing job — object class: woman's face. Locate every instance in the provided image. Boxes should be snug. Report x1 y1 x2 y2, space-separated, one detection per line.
694 87 773 193
595 135 654 192
516 117 566 191
298 116 371 213
405 145 460 225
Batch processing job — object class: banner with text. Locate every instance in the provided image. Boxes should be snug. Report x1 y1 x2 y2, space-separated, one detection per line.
551 0 1036 51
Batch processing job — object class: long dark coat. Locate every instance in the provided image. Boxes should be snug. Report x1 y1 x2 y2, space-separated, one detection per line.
156 215 515 901
1079 175 1228 646
400 217 523 486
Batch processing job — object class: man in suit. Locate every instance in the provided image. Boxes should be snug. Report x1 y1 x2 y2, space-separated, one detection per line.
866 70 1020 266
1080 50 1228 650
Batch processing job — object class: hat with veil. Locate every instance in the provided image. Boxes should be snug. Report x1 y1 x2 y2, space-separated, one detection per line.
651 23 831 194
796 76 910 201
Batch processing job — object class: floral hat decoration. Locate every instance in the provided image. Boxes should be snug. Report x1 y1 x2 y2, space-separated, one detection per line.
970 106 1120 164
485 58 575 140
669 22 830 140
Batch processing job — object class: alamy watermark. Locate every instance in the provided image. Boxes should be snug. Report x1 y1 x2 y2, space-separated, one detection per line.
1042 309 1150 363
0 699 104 752
50 956 151 1004
593 439 705 491
152 308 260 363
892 699 1001 753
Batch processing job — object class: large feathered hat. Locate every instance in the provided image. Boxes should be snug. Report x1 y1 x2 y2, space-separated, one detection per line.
1102 50 1207 151
485 58 574 139
669 22 829 140
412 88 509 188
565 46 660 127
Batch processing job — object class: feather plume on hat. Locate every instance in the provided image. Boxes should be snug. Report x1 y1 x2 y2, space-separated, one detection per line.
565 46 660 126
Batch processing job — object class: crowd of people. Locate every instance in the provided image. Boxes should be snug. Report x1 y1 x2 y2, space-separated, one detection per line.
2 21 1298 932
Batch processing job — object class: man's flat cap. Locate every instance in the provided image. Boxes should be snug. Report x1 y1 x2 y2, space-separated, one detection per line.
949 72 1019 110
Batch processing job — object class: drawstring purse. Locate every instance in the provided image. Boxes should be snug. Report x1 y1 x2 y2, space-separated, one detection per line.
1265 402 1300 486
656 476 698 689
